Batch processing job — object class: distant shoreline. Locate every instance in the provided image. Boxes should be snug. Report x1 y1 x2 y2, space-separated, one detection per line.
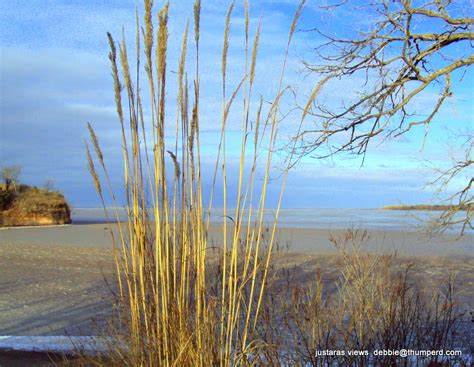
382 204 471 211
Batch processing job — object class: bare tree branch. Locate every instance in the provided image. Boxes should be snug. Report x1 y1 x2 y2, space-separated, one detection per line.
297 0 473 234
425 133 473 236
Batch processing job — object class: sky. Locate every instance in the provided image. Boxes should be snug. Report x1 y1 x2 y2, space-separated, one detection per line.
1 0 472 208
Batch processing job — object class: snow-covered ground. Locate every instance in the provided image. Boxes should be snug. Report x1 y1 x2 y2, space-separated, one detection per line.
0 335 108 355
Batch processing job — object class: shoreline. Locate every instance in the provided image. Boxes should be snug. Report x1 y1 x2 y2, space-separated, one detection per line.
0 224 73 230
382 204 471 211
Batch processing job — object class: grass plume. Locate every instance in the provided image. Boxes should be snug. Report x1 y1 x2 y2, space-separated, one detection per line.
86 0 307 365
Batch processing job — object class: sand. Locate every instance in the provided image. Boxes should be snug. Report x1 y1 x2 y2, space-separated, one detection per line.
0 243 113 336
1 223 473 338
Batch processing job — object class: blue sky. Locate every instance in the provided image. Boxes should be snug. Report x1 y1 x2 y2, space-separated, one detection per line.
1 0 472 208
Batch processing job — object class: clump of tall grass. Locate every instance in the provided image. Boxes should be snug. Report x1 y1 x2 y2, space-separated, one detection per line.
257 230 470 366
86 0 306 364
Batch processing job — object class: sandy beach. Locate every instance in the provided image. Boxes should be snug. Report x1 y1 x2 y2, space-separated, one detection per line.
1 223 473 340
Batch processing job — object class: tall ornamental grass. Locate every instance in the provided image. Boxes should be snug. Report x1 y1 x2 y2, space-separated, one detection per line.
87 0 306 365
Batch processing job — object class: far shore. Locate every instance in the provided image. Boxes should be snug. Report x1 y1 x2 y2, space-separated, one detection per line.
382 204 471 211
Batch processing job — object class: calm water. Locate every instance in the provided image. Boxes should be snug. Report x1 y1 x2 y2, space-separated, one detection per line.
71 208 471 233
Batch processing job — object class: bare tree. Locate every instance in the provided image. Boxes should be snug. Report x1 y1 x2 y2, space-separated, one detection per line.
43 178 56 193
1 165 22 191
426 132 473 235
296 0 473 234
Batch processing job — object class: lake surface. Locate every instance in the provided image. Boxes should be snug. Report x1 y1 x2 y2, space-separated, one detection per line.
2 209 472 256
72 208 472 234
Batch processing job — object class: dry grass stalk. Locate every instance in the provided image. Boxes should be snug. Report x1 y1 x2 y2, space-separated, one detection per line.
268 230 470 367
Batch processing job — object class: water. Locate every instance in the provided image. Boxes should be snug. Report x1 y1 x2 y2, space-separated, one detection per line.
71 208 471 233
